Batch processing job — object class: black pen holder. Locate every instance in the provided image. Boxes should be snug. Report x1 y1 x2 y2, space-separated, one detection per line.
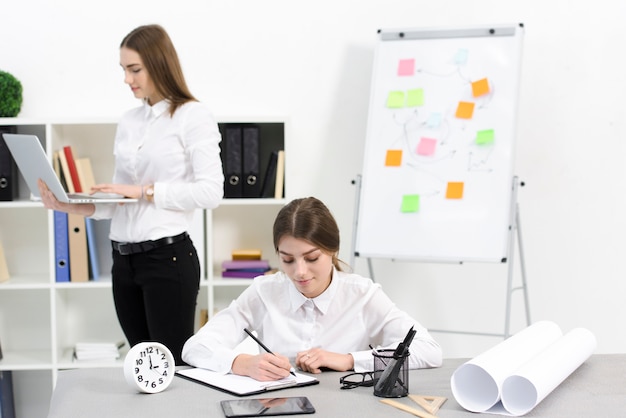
373 349 409 398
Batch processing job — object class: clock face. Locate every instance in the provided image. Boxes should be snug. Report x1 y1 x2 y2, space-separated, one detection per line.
124 342 175 394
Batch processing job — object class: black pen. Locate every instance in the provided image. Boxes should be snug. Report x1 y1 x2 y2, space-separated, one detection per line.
244 328 296 377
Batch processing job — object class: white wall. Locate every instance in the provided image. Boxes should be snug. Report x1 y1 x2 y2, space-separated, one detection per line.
2 0 625 358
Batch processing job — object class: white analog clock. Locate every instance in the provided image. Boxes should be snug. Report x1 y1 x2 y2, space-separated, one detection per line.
124 342 175 393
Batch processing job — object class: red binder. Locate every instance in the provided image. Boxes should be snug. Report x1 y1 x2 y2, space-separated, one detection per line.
63 145 82 192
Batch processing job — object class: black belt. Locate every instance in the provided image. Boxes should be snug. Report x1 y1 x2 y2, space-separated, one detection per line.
112 232 188 255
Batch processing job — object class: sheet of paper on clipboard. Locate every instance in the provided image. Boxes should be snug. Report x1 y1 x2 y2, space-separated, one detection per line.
176 367 319 397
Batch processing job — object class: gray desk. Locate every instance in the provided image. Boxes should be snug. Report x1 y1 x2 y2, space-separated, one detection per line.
48 354 625 417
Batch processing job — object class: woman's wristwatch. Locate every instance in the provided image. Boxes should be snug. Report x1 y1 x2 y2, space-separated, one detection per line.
145 185 154 202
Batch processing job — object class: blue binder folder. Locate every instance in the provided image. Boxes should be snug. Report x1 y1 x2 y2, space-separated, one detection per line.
0 370 16 418
53 210 70 282
85 218 100 280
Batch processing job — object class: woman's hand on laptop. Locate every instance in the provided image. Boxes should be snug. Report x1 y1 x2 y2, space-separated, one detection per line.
91 184 143 201
37 179 95 216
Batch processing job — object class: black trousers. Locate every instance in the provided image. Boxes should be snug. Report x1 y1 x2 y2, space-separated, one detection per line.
111 234 200 365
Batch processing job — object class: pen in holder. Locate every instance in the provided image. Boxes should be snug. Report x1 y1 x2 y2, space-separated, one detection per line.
373 326 415 398
373 349 410 398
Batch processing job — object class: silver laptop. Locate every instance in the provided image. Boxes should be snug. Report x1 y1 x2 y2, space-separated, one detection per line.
2 133 138 204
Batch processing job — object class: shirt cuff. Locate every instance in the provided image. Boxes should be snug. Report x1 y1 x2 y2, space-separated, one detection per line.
182 344 238 374
153 182 164 206
351 350 375 373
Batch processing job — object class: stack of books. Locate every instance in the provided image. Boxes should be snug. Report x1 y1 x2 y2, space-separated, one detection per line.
222 249 273 278
73 341 125 362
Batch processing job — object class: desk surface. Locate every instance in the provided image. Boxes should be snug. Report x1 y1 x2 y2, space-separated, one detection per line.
48 354 625 417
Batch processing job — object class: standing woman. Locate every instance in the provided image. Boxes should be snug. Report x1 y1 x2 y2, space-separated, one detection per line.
38 24 224 364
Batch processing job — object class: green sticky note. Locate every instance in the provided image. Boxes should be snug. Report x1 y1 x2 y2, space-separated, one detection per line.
401 194 420 213
476 129 495 145
406 88 424 107
386 91 405 108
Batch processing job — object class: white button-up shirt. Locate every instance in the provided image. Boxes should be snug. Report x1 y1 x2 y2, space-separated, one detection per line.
182 269 442 373
92 100 224 242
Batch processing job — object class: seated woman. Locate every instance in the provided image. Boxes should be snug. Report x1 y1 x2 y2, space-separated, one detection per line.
182 197 442 381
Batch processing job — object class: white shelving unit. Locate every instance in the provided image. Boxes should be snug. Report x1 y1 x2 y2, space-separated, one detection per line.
204 118 288 320
0 117 288 417
206 200 285 316
0 119 124 418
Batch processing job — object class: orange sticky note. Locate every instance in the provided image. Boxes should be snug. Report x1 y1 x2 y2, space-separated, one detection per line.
455 101 475 119
472 78 490 97
446 182 464 199
385 150 403 166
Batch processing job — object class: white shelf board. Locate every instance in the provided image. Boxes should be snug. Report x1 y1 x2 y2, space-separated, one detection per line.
54 280 113 290
210 277 258 287
0 276 51 289
217 198 286 206
57 347 126 369
0 350 53 370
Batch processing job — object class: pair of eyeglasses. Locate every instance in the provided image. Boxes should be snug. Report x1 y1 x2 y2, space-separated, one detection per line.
339 372 378 390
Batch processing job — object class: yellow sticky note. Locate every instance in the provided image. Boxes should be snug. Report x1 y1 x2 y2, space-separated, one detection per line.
455 101 475 119
401 195 420 213
476 129 495 145
386 91 405 108
446 182 464 199
385 150 403 166
472 78 490 97
406 88 424 107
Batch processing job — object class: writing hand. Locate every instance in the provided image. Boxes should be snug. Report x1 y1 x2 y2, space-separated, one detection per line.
232 353 294 381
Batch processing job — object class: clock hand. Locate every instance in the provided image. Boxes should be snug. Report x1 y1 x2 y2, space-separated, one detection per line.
149 355 153 370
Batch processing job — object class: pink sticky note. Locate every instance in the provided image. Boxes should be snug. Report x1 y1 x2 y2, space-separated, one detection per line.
416 137 437 156
397 59 415 76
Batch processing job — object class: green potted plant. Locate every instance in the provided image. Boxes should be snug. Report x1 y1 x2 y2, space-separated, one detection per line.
0 70 23 117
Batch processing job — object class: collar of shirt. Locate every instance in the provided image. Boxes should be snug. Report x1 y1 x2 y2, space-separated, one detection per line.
142 99 169 120
287 268 340 315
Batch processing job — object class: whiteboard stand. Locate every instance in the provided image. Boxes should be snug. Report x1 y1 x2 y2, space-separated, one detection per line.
350 174 376 281
350 175 531 339
502 176 532 337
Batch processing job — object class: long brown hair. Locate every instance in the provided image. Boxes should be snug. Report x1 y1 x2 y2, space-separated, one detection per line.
121 24 196 116
273 197 346 271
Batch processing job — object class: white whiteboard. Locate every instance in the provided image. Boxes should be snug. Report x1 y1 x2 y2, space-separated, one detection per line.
354 24 524 263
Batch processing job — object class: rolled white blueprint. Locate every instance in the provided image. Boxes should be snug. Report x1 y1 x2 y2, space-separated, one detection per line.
500 327 597 416
450 321 596 416
451 321 563 413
